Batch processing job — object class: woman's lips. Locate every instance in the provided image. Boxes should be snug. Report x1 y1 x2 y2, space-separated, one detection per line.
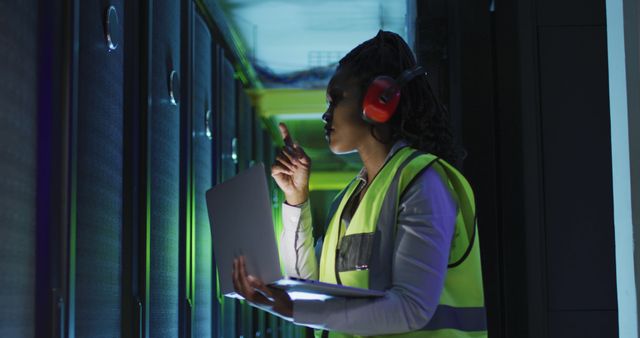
324 128 334 139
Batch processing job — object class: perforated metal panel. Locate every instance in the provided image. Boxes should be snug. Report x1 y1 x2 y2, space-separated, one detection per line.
193 13 213 338
237 89 254 338
220 52 238 338
74 2 124 337
149 0 181 337
0 1 37 337
252 113 268 337
237 91 253 172
221 55 237 181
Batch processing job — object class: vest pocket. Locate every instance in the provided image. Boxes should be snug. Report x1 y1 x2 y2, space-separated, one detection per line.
337 233 375 272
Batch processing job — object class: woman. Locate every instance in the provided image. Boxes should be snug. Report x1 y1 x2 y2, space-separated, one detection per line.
232 30 487 337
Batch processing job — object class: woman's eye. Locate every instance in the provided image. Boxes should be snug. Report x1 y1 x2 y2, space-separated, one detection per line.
329 94 342 105
326 89 343 109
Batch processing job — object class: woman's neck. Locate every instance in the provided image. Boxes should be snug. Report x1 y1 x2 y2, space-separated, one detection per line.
357 138 393 184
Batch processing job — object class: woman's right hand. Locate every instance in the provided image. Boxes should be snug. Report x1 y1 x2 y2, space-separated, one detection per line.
271 122 311 205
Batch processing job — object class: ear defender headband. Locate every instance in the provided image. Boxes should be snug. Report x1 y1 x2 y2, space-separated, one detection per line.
362 65 426 124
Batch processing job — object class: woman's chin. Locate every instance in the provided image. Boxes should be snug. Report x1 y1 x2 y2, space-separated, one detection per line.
328 142 358 155
327 142 341 155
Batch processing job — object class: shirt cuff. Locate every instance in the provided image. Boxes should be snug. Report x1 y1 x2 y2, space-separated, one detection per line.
284 198 308 207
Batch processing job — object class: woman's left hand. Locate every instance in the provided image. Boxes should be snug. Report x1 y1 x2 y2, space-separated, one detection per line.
232 256 294 319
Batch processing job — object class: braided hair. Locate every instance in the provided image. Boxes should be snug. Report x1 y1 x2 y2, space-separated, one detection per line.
337 30 462 166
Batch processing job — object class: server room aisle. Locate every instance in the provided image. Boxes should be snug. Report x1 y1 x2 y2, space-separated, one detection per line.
0 1 303 337
1 0 631 338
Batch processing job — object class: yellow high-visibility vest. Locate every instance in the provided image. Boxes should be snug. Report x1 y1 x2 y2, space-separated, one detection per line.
316 146 487 338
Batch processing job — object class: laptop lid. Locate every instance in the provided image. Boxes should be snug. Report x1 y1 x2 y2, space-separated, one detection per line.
206 163 283 296
206 162 384 299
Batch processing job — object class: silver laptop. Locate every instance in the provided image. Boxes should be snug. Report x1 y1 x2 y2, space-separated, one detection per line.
205 162 384 300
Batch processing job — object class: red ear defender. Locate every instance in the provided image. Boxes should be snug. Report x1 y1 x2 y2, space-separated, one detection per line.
362 76 400 124
362 66 426 124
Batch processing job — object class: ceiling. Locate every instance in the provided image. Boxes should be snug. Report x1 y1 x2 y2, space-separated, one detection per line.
219 0 410 74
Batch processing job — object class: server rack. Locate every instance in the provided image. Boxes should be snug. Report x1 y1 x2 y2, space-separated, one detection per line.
1 1 288 337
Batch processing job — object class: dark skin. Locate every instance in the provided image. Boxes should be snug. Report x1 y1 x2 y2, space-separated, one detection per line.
322 69 394 204
231 67 393 319
232 256 294 318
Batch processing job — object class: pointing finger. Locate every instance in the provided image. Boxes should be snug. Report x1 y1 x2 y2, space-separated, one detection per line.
279 123 294 149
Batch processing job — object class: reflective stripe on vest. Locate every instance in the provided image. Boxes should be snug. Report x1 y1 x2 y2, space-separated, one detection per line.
316 147 487 338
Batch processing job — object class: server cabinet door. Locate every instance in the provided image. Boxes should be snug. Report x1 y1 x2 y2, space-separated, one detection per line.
252 110 267 337
193 12 214 338
252 112 265 166
237 86 255 337
237 89 253 172
74 1 124 337
219 52 238 338
220 56 238 181
0 1 38 336
149 0 181 337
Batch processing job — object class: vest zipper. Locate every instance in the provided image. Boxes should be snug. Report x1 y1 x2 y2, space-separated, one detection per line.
332 146 411 285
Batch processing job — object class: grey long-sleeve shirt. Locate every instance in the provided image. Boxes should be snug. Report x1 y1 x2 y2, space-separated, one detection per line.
278 140 458 336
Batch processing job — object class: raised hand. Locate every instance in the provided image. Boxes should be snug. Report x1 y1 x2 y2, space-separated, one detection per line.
270 122 312 206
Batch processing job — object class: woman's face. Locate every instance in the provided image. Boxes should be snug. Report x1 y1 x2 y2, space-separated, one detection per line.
322 70 371 154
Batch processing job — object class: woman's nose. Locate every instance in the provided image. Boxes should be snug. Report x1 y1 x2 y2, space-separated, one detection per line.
322 110 332 123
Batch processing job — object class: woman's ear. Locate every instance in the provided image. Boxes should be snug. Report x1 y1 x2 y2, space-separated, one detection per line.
370 122 393 144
